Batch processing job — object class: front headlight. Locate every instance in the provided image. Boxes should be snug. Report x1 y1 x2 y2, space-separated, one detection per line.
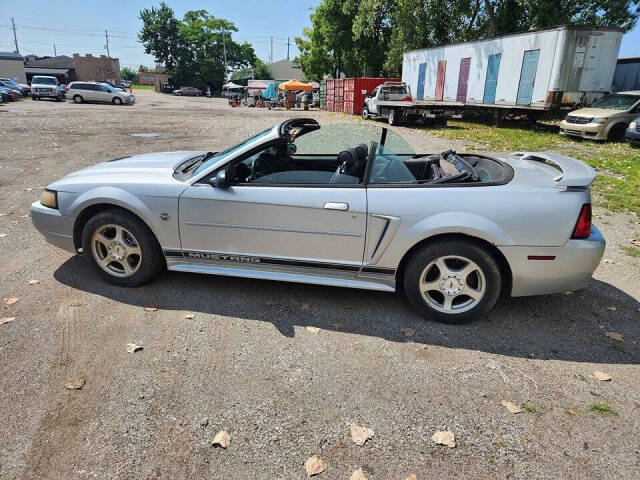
591 117 608 124
630 121 637 129
40 189 58 209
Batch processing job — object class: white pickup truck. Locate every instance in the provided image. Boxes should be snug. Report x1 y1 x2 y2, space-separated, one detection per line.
361 82 463 126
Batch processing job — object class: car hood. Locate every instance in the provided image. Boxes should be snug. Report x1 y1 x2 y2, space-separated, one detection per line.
48 151 205 192
568 107 626 118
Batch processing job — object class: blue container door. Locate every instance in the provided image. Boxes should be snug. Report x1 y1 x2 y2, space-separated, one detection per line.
483 53 501 104
516 50 540 105
417 63 426 100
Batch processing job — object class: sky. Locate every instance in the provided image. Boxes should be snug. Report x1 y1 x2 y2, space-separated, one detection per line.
1 0 639 69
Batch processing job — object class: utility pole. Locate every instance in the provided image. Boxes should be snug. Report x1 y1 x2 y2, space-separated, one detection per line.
104 30 110 58
222 31 228 81
11 18 19 54
270 36 273 64
54 44 57 56
287 36 290 61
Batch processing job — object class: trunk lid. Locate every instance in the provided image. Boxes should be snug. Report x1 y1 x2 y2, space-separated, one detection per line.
502 152 596 188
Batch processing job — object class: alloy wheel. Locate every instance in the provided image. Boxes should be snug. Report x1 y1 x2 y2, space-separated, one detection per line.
91 224 142 277
419 255 486 314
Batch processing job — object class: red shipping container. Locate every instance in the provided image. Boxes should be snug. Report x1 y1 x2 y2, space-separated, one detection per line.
334 79 344 112
342 77 401 115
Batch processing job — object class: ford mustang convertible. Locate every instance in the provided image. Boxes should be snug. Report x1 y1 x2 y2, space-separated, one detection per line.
31 118 604 322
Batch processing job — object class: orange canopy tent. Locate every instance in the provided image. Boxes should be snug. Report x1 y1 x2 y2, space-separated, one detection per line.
278 79 313 91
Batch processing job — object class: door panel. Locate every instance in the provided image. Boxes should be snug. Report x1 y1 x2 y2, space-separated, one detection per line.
179 184 367 270
417 63 427 100
456 57 471 103
435 60 446 101
516 50 540 105
483 53 501 104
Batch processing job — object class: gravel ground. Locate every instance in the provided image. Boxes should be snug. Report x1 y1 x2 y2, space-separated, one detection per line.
0 91 639 480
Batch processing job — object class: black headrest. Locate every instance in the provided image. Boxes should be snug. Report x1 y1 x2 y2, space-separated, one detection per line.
354 144 368 160
337 149 356 166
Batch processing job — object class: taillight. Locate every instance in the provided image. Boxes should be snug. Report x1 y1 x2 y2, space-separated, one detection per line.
403 96 413 102
65 86 69 92
571 204 591 239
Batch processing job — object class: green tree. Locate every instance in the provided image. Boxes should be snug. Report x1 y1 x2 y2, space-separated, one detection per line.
300 0 640 79
138 3 257 89
254 59 273 79
120 67 137 82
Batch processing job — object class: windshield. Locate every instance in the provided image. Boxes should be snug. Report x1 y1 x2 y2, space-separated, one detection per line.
34 77 57 85
194 128 272 175
590 94 640 110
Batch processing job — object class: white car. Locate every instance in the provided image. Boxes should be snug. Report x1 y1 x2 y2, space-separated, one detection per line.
66 81 135 105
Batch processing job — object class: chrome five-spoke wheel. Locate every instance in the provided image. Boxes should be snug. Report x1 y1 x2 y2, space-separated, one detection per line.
91 224 141 277
419 255 486 314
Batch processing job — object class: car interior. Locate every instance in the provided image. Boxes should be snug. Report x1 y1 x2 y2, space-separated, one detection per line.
226 142 510 186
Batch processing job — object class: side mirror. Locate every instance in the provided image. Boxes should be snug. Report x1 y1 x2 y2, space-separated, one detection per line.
210 169 229 188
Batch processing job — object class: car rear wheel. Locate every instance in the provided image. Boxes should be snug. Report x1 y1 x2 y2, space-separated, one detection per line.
82 209 165 287
113 97 123 105
403 239 501 323
73 95 83 104
361 106 369 120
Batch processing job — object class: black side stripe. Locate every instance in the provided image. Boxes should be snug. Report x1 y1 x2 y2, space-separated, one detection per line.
164 250 396 276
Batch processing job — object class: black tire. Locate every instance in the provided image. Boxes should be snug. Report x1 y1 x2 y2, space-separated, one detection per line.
81 209 165 287
31 95 37 101
113 97 123 105
607 123 627 142
388 108 400 126
73 95 83 104
403 239 502 323
361 106 369 120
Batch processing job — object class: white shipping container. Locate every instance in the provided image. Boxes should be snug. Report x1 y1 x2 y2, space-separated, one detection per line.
402 26 623 110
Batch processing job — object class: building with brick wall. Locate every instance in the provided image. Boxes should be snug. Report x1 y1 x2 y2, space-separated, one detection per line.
71 53 120 83
137 71 156 85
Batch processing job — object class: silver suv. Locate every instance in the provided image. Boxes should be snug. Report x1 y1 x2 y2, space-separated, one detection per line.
31 76 64 101
66 81 135 105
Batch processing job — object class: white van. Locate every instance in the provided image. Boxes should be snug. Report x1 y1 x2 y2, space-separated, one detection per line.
31 76 64 101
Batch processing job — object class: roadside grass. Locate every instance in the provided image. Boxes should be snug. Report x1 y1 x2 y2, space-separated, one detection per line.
588 402 617 415
131 84 155 91
428 120 640 216
521 402 542 414
621 245 640 257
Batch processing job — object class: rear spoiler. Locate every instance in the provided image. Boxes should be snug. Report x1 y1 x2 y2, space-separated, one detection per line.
512 152 596 187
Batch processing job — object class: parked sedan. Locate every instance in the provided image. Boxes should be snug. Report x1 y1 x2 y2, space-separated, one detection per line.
31 119 604 322
559 91 640 141
625 117 640 146
173 86 202 96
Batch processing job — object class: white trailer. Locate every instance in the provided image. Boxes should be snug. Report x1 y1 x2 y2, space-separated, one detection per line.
402 26 623 121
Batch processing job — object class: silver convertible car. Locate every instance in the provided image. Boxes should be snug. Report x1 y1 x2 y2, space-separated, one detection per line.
31 118 604 322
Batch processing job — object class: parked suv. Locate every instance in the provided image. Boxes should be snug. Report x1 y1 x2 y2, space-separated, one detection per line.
559 91 640 141
31 76 64 101
66 81 135 105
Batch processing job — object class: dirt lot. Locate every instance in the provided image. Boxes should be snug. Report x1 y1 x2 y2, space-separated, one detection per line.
1 90 639 479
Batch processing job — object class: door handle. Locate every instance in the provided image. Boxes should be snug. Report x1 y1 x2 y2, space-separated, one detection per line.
324 202 349 211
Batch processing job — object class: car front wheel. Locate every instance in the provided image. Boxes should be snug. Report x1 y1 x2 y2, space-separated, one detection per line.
362 106 369 120
403 239 502 323
82 209 165 287
113 97 123 105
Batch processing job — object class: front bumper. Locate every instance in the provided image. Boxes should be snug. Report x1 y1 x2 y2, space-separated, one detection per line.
32 88 62 98
30 201 77 252
559 120 606 140
499 225 605 297
625 127 640 145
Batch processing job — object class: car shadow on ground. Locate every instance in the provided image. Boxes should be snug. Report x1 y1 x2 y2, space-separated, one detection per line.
54 255 639 365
